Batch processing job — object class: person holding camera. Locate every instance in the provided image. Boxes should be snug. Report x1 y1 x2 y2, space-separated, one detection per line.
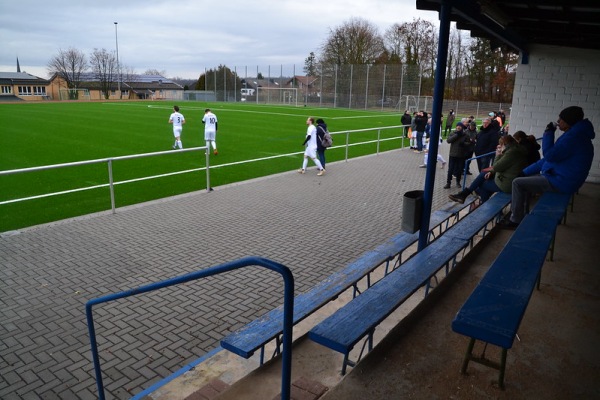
499 106 595 228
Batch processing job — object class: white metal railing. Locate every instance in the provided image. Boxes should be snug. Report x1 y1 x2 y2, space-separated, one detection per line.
1 125 408 219
0 146 210 213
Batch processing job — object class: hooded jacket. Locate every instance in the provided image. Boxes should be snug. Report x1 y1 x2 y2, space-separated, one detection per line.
316 121 328 151
491 143 529 193
523 119 595 193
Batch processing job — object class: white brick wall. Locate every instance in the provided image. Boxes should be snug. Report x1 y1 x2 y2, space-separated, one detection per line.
510 44 600 183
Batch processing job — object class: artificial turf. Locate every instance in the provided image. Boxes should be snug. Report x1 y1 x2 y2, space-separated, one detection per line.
0 101 406 232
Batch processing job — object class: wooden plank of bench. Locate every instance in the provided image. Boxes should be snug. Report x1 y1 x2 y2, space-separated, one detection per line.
307 194 511 373
444 192 510 241
220 208 465 359
308 235 467 357
452 214 558 348
529 192 571 218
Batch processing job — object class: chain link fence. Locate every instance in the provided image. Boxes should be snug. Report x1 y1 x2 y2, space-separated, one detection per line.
190 64 511 122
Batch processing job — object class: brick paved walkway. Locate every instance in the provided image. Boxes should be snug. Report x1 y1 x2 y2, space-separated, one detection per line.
0 147 459 399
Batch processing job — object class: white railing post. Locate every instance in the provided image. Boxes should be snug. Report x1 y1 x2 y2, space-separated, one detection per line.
107 159 116 214
205 146 211 192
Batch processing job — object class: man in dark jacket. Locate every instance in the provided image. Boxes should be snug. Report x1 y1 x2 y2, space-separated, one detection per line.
444 109 455 137
444 122 472 188
474 117 500 172
500 106 595 228
413 111 428 152
401 110 412 138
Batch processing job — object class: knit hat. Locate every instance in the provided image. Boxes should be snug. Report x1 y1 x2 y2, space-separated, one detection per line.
456 122 466 129
559 106 584 126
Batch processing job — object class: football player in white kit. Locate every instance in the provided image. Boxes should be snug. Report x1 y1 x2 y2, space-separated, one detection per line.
298 117 325 176
202 108 219 155
168 105 185 149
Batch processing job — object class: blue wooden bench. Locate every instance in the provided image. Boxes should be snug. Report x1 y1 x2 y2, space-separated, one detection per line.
220 201 473 363
451 191 571 388
308 192 511 374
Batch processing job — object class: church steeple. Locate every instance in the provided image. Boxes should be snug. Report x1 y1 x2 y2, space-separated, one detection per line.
17 57 21 72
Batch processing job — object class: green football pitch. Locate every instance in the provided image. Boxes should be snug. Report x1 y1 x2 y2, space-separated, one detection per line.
0 101 407 232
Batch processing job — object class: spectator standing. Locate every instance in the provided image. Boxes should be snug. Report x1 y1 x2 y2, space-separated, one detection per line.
168 105 185 149
401 110 412 138
298 117 325 176
315 118 328 170
202 108 219 155
464 121 478 174
498 109 507 125
413 111 428 153
474 117 500 172
410 112 418 149
500 106 595 228
444 122 472 189
444 109 455 137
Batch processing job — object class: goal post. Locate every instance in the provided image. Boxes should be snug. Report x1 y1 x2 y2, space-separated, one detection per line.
59 88 91 101
256 87 298 106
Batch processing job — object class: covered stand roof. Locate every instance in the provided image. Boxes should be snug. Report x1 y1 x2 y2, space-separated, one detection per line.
416 0 600 57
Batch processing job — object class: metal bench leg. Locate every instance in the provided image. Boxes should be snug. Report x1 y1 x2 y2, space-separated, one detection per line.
352 282 361 298
460 338 476 374
498 348 507 390
341 352 356 375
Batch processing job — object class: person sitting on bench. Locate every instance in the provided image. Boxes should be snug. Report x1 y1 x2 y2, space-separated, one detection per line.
499 106 595 229
448 134 528 204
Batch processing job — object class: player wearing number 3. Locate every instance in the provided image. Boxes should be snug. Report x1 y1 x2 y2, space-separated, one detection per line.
202 108 219 155
168 105 185 149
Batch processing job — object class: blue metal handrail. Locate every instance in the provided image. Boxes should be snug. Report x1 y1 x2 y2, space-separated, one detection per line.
461 151 496 189
85 256 295 400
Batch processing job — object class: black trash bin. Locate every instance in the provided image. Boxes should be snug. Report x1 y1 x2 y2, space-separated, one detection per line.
402 190 424 233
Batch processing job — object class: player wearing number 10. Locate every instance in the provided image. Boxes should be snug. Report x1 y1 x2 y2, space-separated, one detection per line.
168 105 185 149
202 108 219 155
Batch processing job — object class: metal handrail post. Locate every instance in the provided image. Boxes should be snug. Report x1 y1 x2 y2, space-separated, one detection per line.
345 132 350 161
377 129 381 154
107 159 115 213
205 145 211 192
85 256 294 400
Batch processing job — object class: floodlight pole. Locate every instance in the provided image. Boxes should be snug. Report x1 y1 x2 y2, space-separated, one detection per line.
114 22 121 99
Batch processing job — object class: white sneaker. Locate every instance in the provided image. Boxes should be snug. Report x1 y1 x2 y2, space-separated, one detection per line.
317 169 325 176
298 169 305 174
419 164 426 168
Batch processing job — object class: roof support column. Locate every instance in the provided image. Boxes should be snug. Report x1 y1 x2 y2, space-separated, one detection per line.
418 1 452 251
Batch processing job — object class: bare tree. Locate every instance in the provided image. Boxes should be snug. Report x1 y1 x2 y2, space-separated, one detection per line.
89 48 117 100
47 47 87 99
320 18 385 65
121 65 138 83
390 18 438 95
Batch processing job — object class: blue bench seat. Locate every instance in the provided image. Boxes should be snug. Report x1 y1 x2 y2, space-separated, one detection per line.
309 235 468 373
452 191 572 388
307 192 511 374
221 204 470 362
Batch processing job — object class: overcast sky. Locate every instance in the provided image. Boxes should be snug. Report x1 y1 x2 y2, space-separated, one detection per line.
0 0 438 80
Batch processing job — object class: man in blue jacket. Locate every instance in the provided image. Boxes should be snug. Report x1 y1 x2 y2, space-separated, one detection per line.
500 106 595 228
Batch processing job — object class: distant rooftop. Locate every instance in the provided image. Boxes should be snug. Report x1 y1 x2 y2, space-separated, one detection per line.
0 72 45 80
